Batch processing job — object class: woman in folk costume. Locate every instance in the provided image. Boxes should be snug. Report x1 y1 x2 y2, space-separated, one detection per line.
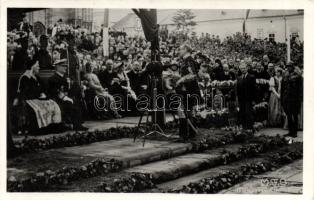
13 59 61 134
163 63 181 113
268 67 284 127
175 44 201 140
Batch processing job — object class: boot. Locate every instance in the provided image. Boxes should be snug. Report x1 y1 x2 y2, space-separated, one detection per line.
187 117 198 139
179 118 188 140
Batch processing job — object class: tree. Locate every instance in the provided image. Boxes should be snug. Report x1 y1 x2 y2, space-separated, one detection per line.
172 9 197 34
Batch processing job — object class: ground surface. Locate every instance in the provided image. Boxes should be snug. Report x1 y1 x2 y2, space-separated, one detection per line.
8 115 303 193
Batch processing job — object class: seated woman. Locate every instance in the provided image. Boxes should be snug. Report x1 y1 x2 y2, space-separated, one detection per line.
109 62 137 115
84 62 122 118
13 59 62 134
110 62 137 99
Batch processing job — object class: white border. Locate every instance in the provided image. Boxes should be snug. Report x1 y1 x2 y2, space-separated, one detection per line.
0 0 313 200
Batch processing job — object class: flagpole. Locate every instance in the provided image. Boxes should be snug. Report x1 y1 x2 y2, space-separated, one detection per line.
103 9 109 58
284 13 291 63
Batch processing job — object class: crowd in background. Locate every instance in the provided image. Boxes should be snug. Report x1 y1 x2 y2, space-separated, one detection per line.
7 17 304 135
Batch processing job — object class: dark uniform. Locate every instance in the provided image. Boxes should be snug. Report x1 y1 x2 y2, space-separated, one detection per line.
34 49 53 70
281 71 303 137
47 71 85 130
33 35 53 70
236 73 256 130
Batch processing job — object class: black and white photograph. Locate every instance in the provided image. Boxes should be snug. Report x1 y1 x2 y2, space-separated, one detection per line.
1 1 311 198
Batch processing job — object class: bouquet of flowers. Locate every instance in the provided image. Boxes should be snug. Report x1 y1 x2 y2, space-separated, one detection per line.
255 79 269 85
210 80 236 89
195 108 230 128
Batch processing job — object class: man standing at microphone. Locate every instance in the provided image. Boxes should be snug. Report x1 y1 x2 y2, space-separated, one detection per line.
175 44 201 140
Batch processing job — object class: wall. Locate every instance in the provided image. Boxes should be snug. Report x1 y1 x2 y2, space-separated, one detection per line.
245 15 303 42
110 9 303 43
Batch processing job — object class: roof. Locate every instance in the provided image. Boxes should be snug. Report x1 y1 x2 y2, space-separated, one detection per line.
111 9 303 28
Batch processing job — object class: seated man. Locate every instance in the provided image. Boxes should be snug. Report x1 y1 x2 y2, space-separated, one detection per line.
98 59 115 89
127 61 142 96
13 59 62 134
47 59 88 131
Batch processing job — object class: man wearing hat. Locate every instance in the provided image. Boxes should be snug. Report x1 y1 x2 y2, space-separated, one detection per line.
281 62 303 138
12 34 29 70
33 35 53 70
47 59 88 131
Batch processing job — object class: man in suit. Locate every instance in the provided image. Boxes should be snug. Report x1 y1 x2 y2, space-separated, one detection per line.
236 61 256 132
33 35 53 70
281 62 303 138
98 59 115 90
47 59 88 131
18 17 32 35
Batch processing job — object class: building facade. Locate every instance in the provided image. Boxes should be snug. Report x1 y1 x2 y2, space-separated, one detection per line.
26 8 93 32
111 9 304 43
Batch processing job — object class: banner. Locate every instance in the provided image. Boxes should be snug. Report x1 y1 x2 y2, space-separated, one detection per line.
132 9 159 60
242 9 250 33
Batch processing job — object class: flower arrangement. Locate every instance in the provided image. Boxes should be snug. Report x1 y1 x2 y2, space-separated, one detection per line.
209 80 236 88
7 158 123 192
255 79 269 85
195 109 230 128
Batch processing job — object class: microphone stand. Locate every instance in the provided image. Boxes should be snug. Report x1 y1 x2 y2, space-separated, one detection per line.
134 51 171 147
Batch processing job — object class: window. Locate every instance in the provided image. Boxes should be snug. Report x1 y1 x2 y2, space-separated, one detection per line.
269 33 275 42
257 28 263 39
76 9 82 19
291 32 299 41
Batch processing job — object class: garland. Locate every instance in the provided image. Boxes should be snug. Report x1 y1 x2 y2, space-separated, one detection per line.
256 79 269 85
195 109 230 128
253 102 268 111
98 173 155 192
209 80 236 88
13 123 171 154
13 115 265 155
7 158 123 192
14 127 133 153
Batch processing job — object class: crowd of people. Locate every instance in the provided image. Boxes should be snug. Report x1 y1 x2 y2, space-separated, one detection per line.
8 16 303 138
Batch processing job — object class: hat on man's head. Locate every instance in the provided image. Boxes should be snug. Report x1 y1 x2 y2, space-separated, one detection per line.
169 63 179 71
113 62 124 69
40 34 48 41
53 59 68 67
286 61 294 68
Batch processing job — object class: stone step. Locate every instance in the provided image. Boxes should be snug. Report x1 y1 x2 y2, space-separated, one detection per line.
218 159 303 194
52 144 242 192
152 144 302 193
60 142 302 193
154 157 264 192
8 138 192 180
124 144 243 183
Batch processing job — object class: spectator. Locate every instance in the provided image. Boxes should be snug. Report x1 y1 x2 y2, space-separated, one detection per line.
268 67 284 127
84 62 121 118
236 61 256 133
281 62 303 138
47 59 88 131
